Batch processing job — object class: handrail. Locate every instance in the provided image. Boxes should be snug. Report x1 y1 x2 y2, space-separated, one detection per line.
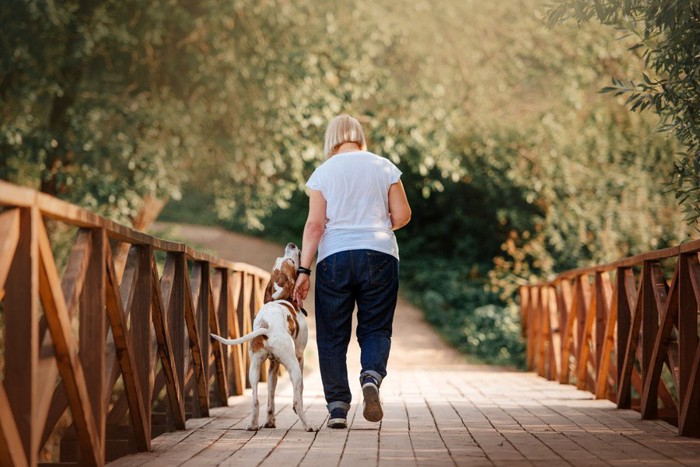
520 238 700 438
0 180 271 466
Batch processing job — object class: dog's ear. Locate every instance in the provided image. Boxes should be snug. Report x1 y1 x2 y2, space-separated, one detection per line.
264 270 280 303
279 260 297 300
264 262 297 303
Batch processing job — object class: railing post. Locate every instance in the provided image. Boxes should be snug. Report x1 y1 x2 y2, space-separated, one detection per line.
79 228 106 461
4 207 39 465
169 253 187 420
526 286 538 371
228 271 246 395
616 267 634 409
131 245 153 439
190 261 211 416
679 253 700 436
558 279 574 384
640 261 657 418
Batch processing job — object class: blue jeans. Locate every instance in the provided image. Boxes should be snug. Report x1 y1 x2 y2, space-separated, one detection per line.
315 249 399 412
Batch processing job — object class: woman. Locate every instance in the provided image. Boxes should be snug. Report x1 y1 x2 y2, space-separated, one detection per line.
293 114 411 429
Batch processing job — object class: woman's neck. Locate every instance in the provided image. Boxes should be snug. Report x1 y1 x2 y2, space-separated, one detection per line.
335 142 362 154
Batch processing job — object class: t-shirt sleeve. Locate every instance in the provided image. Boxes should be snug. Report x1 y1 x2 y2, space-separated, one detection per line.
306 167 324 191
386 160 402 186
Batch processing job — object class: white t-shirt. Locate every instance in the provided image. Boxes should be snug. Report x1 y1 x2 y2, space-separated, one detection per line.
306 151 402 263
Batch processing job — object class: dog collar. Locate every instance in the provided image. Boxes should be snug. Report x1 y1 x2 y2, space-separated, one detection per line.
272 299 308 317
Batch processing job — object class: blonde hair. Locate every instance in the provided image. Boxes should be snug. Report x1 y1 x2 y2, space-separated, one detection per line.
323 114 367 157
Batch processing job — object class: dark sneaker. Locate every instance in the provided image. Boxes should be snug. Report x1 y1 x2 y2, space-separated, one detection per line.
361 376 383 422
327 407 347 429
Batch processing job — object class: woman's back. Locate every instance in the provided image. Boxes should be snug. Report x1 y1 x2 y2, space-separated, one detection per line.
306 150 401 262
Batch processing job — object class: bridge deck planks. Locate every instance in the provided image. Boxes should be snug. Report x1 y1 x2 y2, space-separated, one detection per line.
108 365 700 466
107 225 700 466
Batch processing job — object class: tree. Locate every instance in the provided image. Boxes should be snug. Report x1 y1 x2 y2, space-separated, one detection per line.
548 0 700 226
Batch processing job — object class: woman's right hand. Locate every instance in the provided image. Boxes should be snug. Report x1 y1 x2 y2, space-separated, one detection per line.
294 274 310 308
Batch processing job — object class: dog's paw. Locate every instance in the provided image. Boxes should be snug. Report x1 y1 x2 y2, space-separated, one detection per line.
304 425 319 432
263 421 276 428
246 424 259 431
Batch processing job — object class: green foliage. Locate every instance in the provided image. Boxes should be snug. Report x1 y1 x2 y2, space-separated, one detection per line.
245 0 692 368
400 260 525 368
548 0 700 225
0 0 190 222
3 0 695 368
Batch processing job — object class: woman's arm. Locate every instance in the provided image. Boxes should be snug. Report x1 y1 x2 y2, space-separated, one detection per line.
294 189 327 304
388 180 411 230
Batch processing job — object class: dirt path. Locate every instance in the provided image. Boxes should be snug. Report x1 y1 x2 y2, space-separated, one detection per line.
151 222 477 373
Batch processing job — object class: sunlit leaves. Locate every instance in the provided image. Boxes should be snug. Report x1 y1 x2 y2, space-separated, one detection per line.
548 0 700 225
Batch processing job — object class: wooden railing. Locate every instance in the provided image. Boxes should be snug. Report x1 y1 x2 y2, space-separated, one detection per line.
520 238 700 438
0 180 271 466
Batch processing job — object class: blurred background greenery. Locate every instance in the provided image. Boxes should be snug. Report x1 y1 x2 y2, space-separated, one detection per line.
1 0 697 367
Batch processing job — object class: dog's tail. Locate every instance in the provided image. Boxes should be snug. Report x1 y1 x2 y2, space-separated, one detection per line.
210 328 267 346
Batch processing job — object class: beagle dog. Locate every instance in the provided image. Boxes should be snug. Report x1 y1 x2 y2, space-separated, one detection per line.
210 243 316 432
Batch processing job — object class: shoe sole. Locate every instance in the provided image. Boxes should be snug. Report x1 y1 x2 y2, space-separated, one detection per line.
362 383 383 422
327 418 347 429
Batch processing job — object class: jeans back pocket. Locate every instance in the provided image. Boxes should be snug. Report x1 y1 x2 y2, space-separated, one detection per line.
367 252 397 287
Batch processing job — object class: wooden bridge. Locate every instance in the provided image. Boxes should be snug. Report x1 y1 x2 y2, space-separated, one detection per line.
0 180 699 466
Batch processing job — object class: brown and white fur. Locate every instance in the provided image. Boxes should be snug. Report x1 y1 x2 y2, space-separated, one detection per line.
210 243 316 432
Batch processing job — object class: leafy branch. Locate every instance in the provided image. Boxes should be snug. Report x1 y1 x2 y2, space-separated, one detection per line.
548 0 700 226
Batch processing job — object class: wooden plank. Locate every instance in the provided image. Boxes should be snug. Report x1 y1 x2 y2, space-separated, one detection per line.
575 276 591 370
131 245 153 438
215 269 235 397
0 382 29 467
228 271 246 396
595 274 618 400
38 229 93 448
341 412 381 467
4 207 39 466
104 244 151 451
190 261 208 418
0 208 20 301
616 267 634 408
558 279 575 384
679 340 700 437
554 244 687 281
166 253 187 421
242 272 254 387
7 183 268 276
198 263 211 404
641 262 661 379
546 286 560 381
536 287 547 378
594 272 612 382
679 253 699 404
575 274 596 391
679 253 700 437
641 261 679 420
617 266 644 409
253 275 264 310
532 241 700 289
151 253 186 429
0 180 37 206
186 261 209 417
105 246 141 426
526 286 537 370
37 218 102 466
519 286 529 338
209 269 229 403
78 229 107 458
679 239 700 254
